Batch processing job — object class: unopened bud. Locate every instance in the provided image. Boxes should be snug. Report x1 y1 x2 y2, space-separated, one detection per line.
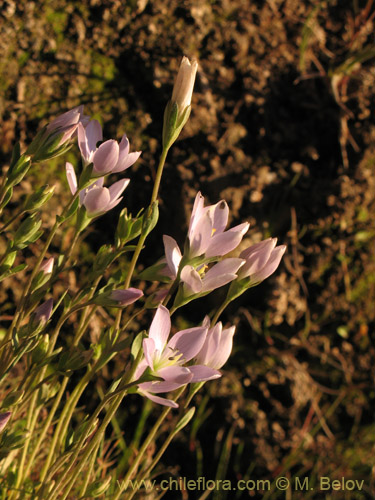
162 56 198 150
34 298 53 324
0 412 11 432
24 185 55 212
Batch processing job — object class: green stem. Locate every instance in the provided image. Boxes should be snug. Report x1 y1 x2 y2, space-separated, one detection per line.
114 147 170 333
6 193 79 346
78 437 102 498
113 386 185 500
211 298 232 326
43 350 144 500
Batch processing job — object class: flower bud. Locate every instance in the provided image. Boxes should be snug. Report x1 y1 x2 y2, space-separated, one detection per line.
24 185 55 212
0 412 11 433
40 258 54 275
162 56 198 150
34 298 53 324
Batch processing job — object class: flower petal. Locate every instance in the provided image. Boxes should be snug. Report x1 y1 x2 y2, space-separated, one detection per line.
168 326 207 361
188 365 221 382
158 365 193 384
108 178 130 202
205 229 247 258
138 389 179 408
163 235 182 277
83 187 111 215
148 305 171 352
93 140 119 174
189 211 212 257
210 200 229 234
66 162 77 195
251 245 286 282
180 265 202 294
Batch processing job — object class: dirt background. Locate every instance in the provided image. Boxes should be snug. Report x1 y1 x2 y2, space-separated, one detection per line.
1 0 374 498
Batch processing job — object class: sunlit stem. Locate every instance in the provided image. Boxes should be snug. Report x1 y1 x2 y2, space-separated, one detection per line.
114 146 170 333
113 386 186 500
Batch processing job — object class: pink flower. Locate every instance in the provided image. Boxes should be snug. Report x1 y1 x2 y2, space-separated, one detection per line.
77 121 141 176
187 192 249 258
171 56 198 112
237 238 286 283
194 318 235 370
46 106 88 146
66 163 130 216
135 305 220 407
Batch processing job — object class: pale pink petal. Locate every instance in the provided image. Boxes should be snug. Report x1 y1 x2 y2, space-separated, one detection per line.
83 187 111 215
188 192 205 238
168 326 208 361
108 178 130 201
204 258 245 281
239 238 277 278
189 211 212 257
188 365 221 381
251 245 286 282
163 235 182 277
142 338 156 368
66 162 77 195
148 305 171 351
205 230 246 258
139 378 190 393
197 323 221 364
201 272 237 292
180 265 202 294
112 151 142 173
210 200 229 234
228 221 250 236
138 389 179 408
93 140 119 174
240 238 276 260
105 197 123 212
209 326 235 369
158 365 193 384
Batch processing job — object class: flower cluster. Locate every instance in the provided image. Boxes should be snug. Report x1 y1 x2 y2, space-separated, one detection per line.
66 116 141 217
135 305 229 407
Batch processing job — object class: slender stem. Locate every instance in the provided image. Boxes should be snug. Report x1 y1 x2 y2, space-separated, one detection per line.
6 193 79 345
211 298 232 326
113 387 185 500
0 209 25 233
114 146 170 333
78 437 102 498
150 147 169 205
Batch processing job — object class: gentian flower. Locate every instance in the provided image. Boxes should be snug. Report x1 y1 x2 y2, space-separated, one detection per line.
66 163 129 217
46 105 88 146
135 305 220 407
187 192 249 258
163 56 198 150
171 56 198 114
237 238 286 283
193 318 235 371
77 121 141 176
